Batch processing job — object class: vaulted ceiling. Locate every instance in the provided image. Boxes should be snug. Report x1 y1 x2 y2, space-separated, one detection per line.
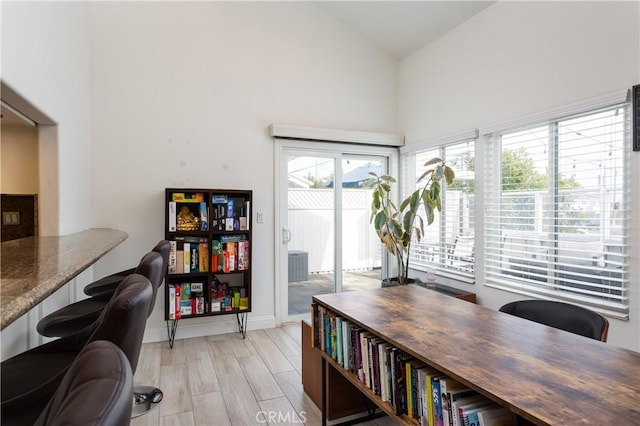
314 1 495 60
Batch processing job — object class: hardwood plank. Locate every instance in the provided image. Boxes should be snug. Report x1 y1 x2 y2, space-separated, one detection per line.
217 372 262 425
281 322 302 347
253 337 296 374
182 336 210 352
264 327 301 356
186 351 220 395
158 364 192 417
211 353 242 374
161 339 186 366
246 328 269 342
192 392 231 426
206 336 235 355
227 333 258 358
287 354 301 374
237 355 285 401
159 412 195 426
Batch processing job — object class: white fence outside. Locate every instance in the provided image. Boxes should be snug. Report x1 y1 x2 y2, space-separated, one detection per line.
287 188 381 273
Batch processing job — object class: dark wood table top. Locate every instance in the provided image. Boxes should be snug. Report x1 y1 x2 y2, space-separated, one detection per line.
1 228 128 329
313 285 640 425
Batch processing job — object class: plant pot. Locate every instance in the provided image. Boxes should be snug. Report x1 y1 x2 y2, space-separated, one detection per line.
381 277 420 288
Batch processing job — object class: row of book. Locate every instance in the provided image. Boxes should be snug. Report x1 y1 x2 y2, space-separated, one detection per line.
168 239 209 274
313 305 517 426
167 281 249 319
168 193 250 232
168 282 205 319
211 195 250 231
168 237 249 274
211 236 249 273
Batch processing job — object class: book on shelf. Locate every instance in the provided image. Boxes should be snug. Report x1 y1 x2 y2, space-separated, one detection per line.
418 366 440 426
458 399 493 426
172 192 204 203
378 342 391 402
168 285 176 319
190 245 199 273
199 242 209 272
335 317 344 366
431 374 447 426
442 387 477 426
211 240 223 272
391 348 409 416
439 377 472 426
169 202 177 232
168 241 177 274
237 240 249 270
451 394 484 426
176 250 184 273
183 243 191 273
190 282 204 315
199 202 208 231
239 296 249 310
174 284 181 319
179 283 192 316
225 199 234 231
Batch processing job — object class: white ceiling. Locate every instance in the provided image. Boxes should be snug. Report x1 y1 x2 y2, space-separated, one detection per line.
314 1 495 60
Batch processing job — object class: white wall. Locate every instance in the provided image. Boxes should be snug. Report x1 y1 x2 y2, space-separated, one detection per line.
1 125 39 194
399 1 640 350
1 1 92 236
88 2 398 341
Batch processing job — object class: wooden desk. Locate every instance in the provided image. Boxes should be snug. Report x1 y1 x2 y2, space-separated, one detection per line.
0 228 128 329
312 285 640 425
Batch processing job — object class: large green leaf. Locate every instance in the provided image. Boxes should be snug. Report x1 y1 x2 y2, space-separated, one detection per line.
409 190 419 214
374 211 387 229
399 197 411 212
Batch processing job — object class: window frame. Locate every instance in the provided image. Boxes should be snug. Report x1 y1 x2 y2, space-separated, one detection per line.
401 138 477 284
482 102 631 319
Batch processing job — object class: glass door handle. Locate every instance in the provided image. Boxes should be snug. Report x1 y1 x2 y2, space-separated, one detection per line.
282 227 292 244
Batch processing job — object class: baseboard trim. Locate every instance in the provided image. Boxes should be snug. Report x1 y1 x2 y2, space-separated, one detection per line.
142 314 277 344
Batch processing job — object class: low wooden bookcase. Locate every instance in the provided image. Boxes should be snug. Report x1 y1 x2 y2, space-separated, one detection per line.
311 285 639 425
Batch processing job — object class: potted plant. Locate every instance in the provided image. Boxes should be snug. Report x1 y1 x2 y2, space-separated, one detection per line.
367 158 455 286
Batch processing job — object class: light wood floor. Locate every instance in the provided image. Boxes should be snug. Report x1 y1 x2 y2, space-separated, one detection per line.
131 323 396 426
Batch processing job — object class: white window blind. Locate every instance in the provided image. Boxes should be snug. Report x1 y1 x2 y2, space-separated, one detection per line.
484 104 630 318
403 140 476 283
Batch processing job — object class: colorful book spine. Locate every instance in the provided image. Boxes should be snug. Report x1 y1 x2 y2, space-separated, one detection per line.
168 241 177 274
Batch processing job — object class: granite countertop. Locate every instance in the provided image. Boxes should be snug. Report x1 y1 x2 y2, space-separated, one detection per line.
0 228 128 330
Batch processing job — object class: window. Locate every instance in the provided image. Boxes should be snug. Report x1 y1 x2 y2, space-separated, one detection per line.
402 140 476 283
484 103 630 318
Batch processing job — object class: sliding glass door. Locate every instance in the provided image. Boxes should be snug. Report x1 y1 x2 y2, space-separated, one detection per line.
276 140 397 323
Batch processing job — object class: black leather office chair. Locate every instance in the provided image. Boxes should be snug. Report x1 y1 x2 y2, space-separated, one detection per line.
499 299 609 342
1 274 152 426
84 240 170 300
33 340 134 426
37 248 166 338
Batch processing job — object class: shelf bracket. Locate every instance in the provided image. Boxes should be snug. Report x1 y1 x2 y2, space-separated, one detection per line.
166 319 179 348
236 312 248 339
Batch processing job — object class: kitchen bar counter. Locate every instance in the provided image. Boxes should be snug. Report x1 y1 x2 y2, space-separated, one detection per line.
0 228 128 329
